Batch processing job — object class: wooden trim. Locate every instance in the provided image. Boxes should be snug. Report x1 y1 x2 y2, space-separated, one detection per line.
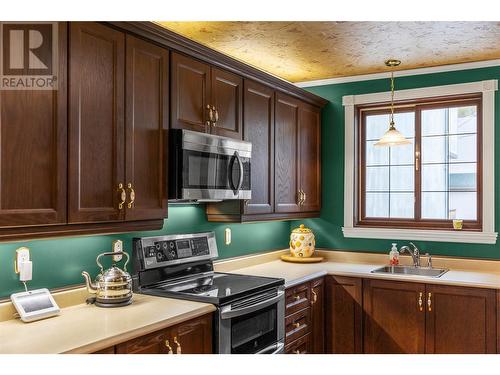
104 22 328 108
0 219 164 242
356 95 482 231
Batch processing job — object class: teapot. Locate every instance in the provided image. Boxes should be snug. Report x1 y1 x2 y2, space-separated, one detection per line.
82 251 132 307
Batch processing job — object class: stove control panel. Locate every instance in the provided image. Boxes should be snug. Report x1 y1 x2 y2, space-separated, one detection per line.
133 232 217 270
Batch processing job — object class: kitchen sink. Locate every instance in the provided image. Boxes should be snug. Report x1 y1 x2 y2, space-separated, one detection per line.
371 265 449 278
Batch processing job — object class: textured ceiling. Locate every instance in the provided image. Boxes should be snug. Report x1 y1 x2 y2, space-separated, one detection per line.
157 21 500 82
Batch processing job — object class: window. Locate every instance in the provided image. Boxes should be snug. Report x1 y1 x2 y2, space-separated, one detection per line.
358 96 481 230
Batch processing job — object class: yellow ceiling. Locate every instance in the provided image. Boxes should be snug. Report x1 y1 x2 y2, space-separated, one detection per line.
157 21 500 83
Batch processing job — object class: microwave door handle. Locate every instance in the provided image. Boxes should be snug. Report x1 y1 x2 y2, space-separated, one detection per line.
255 342 285 354
234 151 244 192
220 290 284 320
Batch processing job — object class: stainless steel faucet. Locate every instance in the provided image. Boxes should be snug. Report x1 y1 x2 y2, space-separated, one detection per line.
399 242 421 267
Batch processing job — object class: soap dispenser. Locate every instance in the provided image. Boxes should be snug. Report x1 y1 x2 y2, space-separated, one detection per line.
389 243 399 266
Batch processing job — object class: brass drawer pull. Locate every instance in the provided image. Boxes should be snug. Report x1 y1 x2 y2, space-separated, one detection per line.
174 336 182 354
294 349 301 354
427 292 432 312
312 290 318 305
165 339 173 354
127 183 136 209
418 292 423 312
118 183 126 210
293 295 300 301
293 322 300 329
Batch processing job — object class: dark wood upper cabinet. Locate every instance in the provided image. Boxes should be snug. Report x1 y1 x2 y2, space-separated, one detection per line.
211 67 243 139
125 35 169 221
68 22 125 223
325 276 363 354
310 277 325 354
170 52 210 133
275 92 301 213
425 284 496 354
243 80 274 215
0 23 67 228
363 279 426 354
299 103 321 212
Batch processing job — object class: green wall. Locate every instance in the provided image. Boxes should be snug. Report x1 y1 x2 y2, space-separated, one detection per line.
296 65 500 260
0 205 290 299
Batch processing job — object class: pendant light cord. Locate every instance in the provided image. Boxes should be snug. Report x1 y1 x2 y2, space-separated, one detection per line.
389 69 395 129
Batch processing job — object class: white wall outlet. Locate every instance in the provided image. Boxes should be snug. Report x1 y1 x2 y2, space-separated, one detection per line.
224 228 231 245
112 240 123 262
14 247 30 274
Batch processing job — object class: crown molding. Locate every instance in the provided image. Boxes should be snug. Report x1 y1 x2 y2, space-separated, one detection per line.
296 59 500 88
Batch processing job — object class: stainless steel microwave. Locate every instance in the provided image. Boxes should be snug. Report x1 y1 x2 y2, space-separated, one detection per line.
169 129 251 202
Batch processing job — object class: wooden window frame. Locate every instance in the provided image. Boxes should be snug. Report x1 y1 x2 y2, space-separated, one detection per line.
355 94 482 232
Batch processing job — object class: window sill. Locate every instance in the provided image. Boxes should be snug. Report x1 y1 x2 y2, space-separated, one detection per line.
342 226 497 244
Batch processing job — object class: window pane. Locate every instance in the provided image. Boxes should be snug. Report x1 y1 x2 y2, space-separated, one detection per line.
450 106 477 134
449 192 477 220
390 140 414 165
422 108 447 136
422 136 447 164
366 166 389 191
365 112 415 140
422 164 447 192
390 193 414 218
393 112 415 138
366 193 389 217
366 140 389 166
448 134 476 163
421 192 448 219
449 163 476 191
390 166 414 191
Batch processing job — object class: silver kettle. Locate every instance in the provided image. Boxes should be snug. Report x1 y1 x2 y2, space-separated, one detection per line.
82 252 132 307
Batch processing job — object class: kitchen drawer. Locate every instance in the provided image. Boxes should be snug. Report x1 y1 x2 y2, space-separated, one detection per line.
285 307 311 344
286 282 311 315
116 328 170 354
285 332 312 354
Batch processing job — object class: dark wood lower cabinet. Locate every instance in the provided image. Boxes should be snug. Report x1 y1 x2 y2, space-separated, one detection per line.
115 313 212 354
285 333 312 354
325 276 363 354
363 279 426 354
425 284 496 354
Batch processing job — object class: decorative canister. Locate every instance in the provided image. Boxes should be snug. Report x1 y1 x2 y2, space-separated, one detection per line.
289 224 315 258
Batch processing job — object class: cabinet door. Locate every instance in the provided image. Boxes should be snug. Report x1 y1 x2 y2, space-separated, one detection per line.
171 52 210 133
310 278 325 353
210 67 242 139
68 22 125 223
363 279 425 354
169 313 213 354
243 80 274 215
125 35 168 221
0 23 67 227
116 328 171 354
425 284 496 354
299 103 321 212
325 276 362 354
275 93 300 213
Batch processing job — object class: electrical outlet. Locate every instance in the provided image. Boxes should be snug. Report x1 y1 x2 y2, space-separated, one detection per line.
112 240 123 262
224 228 231 245
14 247 30 274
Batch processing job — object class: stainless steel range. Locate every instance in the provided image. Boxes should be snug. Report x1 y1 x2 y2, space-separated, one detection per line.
132 232 285 354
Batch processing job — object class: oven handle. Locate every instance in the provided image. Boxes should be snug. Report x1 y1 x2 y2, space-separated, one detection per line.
230 150 244 193
220 290 284 320
255 341 285 354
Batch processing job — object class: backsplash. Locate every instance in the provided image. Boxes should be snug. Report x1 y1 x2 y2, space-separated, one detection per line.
298 65 500 259
0 205 290 299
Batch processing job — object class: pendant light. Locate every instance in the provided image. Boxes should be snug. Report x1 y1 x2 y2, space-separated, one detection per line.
374 59 411 147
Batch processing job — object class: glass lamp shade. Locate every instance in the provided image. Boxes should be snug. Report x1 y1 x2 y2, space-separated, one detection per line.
374 125 411 147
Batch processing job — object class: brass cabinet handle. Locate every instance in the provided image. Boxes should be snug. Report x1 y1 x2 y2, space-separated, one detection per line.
207 105 214 123
118 183 126 210
211 106 218 126
127 183 135 209
293 322 300 329
294 349 301 354
165 339 173 354
297 190 303 206
173 336 182 354
312 290 318 305
214 108 219 123
303 191 307 203
427 292 432 312
294 295 300 301
418 292 423 312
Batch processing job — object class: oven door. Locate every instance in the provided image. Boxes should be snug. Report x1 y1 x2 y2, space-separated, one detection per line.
217 287 285 354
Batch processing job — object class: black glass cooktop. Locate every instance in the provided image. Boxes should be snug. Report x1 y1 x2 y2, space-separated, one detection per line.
141 272 284 305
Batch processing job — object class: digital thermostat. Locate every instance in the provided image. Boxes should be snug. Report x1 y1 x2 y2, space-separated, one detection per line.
10 288 60 323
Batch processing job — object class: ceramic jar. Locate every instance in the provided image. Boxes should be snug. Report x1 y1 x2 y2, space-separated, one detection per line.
289 224 315 257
